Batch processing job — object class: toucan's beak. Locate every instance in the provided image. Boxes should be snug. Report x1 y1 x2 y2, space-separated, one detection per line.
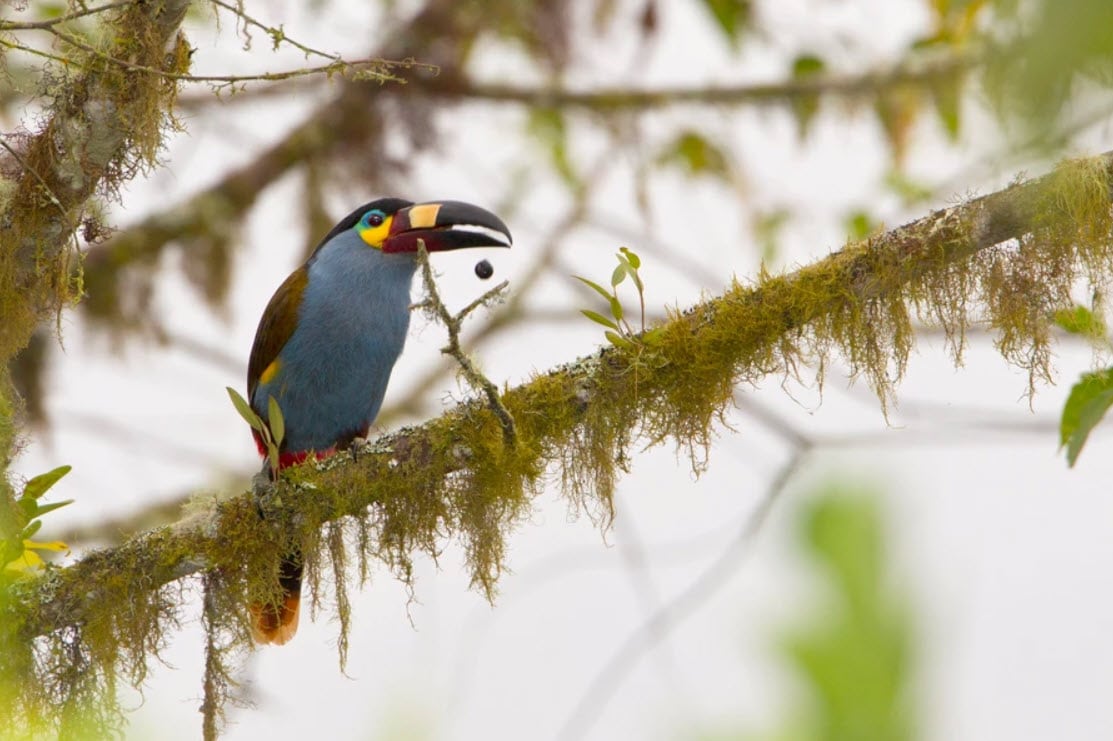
382 200 513 254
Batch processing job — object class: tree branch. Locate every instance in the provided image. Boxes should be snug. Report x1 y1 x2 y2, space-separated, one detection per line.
78 0 493 331
0 0 191 363
414 52 975 110
14 150 1113 641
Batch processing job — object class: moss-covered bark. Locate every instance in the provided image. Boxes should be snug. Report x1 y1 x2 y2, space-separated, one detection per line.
4 150 1112 739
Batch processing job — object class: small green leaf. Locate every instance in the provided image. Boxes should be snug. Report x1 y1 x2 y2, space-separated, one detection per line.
32 499 74 519
608 295 624 322
268 396 285 448
581 309 619 331
227 387 264 431
883 170 934 204
619 247 641 269
792 54 825 78
21 465 72 501
527 107 578 187
697 0 753 48
573 275 614 302
655 130 732 181
605 330 635 349
790 55 825 139
611 263 628 287
1060 369 1113 466
21 521 42 540
267 442 280 473
754 209 791 263
615 251 643 291
930 72 963 141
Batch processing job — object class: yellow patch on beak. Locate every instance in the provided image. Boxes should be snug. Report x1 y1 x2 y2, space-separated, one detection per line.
407 203 441 229
357 214 394 249
260 359 281 385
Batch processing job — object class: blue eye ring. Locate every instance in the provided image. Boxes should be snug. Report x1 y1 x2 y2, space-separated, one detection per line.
361 210 385 228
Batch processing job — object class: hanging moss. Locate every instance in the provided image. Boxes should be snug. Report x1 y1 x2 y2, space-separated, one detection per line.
3 153 1113 738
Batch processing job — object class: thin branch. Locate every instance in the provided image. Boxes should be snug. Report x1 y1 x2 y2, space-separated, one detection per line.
79 0 489 327
419 52 976 111
414 240 517 444
0 0 191 364
48 25 415 88
207 0 349 64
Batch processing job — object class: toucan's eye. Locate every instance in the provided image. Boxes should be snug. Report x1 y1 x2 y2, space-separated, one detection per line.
362 210 385 228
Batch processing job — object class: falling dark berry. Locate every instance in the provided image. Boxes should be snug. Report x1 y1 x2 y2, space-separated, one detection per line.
474 259 494 280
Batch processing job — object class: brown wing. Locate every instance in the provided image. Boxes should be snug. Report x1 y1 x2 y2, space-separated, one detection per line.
247 266 309 404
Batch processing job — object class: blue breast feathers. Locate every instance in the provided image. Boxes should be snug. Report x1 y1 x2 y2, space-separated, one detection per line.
251 230 418 453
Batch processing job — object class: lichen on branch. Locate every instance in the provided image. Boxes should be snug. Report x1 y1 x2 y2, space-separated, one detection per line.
3 152 1113 738
0 0 192 367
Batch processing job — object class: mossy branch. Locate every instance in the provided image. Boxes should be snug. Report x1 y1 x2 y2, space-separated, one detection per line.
13 148 1113 634
0 0 191 366
5 151 1113 736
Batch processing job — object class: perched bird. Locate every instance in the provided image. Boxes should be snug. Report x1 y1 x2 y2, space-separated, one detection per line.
246 198 512 644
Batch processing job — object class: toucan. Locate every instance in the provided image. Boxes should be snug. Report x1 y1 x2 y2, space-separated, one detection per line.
246 198 512 644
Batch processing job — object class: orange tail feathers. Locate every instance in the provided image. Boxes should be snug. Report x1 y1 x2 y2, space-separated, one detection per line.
250 592 300 645
250 554 303 646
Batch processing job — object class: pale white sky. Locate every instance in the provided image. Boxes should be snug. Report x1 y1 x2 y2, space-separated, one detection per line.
14 1 1113 739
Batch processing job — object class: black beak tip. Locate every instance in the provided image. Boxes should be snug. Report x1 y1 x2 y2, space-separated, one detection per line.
435 200 512 245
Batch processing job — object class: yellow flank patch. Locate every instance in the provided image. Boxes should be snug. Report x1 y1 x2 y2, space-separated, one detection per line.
407 203 441 229
260 359 281 385
358 215 393 249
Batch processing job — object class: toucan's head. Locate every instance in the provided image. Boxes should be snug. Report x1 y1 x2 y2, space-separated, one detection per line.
321 197 512 255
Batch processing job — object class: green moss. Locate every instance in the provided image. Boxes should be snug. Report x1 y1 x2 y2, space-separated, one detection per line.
5 153 1113 739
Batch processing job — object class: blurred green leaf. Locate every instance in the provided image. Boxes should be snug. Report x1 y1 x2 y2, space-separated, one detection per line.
883 170 934 204
874 88 922 166
37 2 67 20
1060 368 1113 466
984 0 1113 137
930 71 964 141
21 465 71 502
605 330 635 349
21 521 42 541
527 107 578 187
791 54 826 138
1054 304 1107 340
845 209 881 241
772 487 915 741
226 387 264 432
581 310 619 331
611 262 628 287
31 499 74 519
754 208 790 263
619 246 641 269
655 130 732 182
573 275 613 302
697 0 752 48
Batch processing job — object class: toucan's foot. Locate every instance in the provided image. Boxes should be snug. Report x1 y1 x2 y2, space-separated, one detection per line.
252 463 278 520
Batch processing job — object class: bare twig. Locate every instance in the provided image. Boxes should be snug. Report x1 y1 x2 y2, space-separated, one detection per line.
419 52 976 110
414 240 517 444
